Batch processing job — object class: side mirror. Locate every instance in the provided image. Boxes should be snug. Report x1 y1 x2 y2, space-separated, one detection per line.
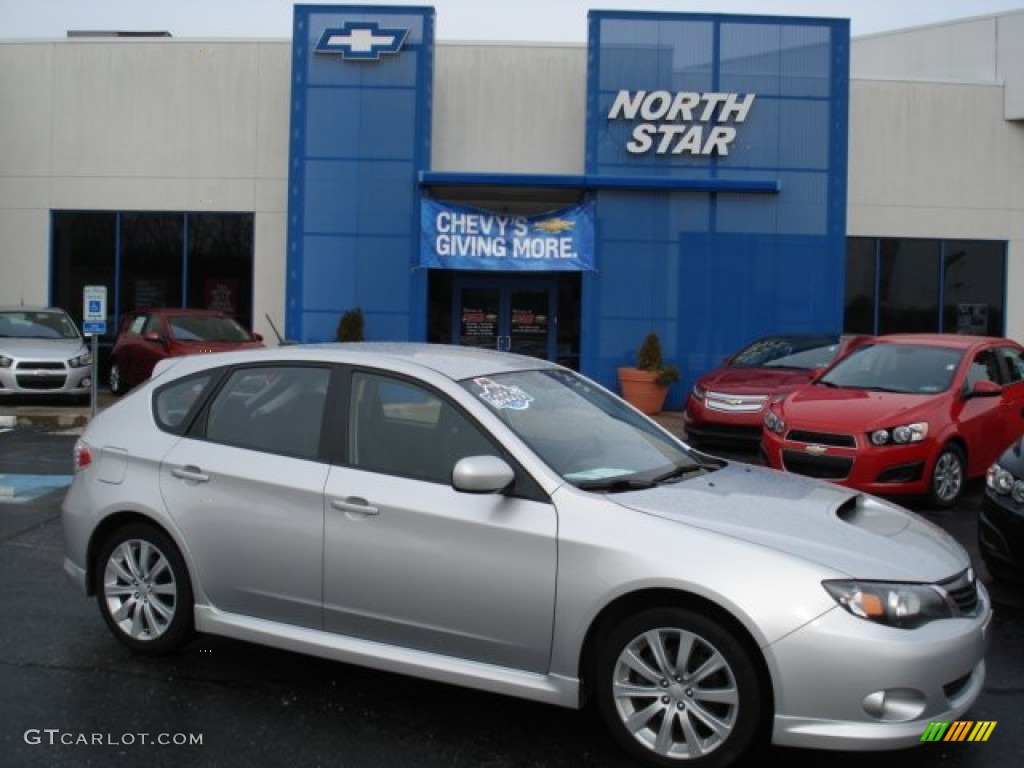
452 455 515 494
143 331 165 344
967 379 1002 399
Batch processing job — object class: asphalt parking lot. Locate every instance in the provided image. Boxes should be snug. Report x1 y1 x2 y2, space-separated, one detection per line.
1 400 1021 767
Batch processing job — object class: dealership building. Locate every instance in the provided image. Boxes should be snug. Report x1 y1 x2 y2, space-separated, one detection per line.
1 5 1022 405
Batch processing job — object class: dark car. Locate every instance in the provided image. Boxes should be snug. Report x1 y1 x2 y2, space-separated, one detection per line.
684 334 869 448
109 308 263 395
981 436 1024 582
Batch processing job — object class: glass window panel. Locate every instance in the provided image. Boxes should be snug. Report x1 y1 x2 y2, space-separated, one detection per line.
877 239 940 334
943 240 1005 336
186 213 255 328
119 213 184 314
50 212 116 331
844 237 876 334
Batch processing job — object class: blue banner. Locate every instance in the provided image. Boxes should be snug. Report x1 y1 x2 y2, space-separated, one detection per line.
420 199 595 271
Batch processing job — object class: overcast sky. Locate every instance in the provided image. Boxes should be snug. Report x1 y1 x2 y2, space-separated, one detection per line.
2 1 1023 42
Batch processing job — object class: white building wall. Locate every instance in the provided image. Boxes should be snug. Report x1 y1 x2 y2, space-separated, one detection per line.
849 15 1024 343
1 20 1022 342
0 38 290 340
431 43 586 173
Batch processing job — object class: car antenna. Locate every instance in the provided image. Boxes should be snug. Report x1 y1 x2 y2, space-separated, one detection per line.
265 313 290 345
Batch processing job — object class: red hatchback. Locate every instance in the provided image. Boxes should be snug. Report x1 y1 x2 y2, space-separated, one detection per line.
109 308 263 395
762 333 1024 508
684 334 868 448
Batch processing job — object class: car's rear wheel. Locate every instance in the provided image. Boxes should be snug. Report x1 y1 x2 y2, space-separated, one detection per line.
108 361 126 396
595 607 763 768
928 444 965 509
94 523 193 655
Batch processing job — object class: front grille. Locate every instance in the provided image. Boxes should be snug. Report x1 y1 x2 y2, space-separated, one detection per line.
705 391 767 414
690 423 762 442
940 570 980 615
785 429 856 448
15 361 66 371
781 450 853 480
15 375 68 390
943 673 972 700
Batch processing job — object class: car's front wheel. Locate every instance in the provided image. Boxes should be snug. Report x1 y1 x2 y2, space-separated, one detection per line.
595 607 763 768
108 361 126 396
929 443 965 509
94 523 194 655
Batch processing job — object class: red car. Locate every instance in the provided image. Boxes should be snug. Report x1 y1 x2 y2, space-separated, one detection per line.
109 308 263 395
762 333 1024 508
684 334 868 448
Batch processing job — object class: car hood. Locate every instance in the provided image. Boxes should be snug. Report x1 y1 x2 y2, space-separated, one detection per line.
700 367 813 393
0 337 85 359
781 384 939 428
612 463 968 581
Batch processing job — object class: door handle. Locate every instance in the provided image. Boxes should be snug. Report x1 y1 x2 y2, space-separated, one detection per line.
170 465 210 483
330 497 380 517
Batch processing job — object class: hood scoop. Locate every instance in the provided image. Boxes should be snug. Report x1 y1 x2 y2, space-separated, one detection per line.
835 495 911 536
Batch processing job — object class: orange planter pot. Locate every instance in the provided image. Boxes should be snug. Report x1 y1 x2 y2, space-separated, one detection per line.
617 367 669 414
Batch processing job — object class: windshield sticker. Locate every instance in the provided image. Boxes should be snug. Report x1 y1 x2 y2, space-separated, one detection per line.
473 377 534 410
565 468 633 481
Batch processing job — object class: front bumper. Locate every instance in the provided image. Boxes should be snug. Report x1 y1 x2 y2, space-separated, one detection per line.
0 364 91 396
767 586 991 751
761 433 934 497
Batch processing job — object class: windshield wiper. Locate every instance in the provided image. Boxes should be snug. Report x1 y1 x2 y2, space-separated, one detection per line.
576 477 657 493
652 464 709 484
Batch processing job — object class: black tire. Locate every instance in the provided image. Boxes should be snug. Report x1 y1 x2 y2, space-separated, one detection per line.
595 607 763 768
94 523 194 655
928 443 965 509
108 361 126 396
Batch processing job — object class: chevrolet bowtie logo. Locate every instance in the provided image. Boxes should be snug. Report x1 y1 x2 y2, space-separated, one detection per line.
315 22 408 61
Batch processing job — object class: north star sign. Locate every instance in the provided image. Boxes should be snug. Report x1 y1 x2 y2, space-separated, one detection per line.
607 90 756 156
314 21 408 60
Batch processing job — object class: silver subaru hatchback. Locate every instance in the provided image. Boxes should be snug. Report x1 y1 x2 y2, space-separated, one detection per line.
62 343 990 768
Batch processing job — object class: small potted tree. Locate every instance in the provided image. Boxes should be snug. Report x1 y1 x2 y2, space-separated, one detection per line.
336 307 365 342
617 332 680 414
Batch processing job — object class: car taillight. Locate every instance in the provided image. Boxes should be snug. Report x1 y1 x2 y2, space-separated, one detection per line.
73 440 92 471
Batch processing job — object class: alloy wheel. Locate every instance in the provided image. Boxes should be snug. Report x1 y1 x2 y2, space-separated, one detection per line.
611 626 741 760
102 538 178 642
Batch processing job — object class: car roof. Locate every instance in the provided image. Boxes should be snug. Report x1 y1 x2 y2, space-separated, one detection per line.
126 307 231 317
870 333 1008 349
155 342 562 383
0 305 69 314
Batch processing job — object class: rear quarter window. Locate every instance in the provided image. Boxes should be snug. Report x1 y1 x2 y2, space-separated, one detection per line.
153 373 215 433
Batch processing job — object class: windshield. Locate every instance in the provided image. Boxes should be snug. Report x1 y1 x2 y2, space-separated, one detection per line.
817 343 963 394
167 315 251 342
730 335 841 370
0 310 80 340
461 369 709 490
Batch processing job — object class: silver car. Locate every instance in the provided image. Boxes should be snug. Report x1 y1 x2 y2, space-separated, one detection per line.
0 306 92 399
62 344 990 767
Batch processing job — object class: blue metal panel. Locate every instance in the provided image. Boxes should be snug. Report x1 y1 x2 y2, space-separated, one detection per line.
287 5 433 342
583 11 849 406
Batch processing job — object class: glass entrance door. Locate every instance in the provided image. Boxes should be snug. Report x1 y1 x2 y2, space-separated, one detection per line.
454 277 556 361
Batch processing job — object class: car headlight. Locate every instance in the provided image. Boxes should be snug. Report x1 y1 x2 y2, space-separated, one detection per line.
868 422 928 446
0 354 11 368
68 352 93 368
691 384 705 401
823 580 952 629
764 409 785 435
987 464 1024 504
